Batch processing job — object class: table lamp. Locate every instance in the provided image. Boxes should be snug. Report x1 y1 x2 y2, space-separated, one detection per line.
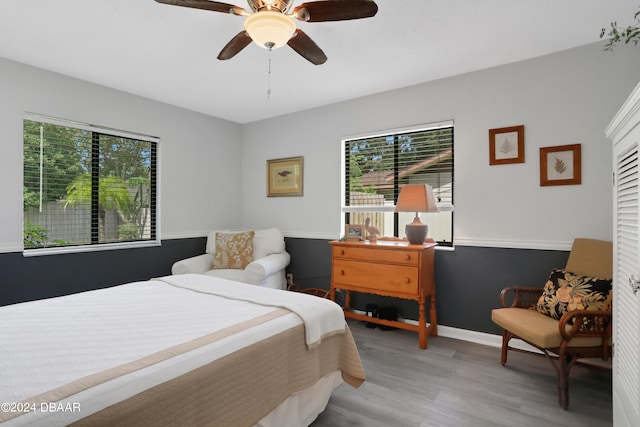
395 184 439 244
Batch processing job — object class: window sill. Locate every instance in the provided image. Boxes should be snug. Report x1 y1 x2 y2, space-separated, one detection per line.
23 240 161 257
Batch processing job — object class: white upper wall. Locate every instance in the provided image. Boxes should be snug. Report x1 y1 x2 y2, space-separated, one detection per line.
0 56 242 253
2 42 639 253
240 42 640 249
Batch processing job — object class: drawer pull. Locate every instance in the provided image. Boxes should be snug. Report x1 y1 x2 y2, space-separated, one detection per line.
405 254 411 261
339 249 345 256
339 269 345 276
404 277 411 284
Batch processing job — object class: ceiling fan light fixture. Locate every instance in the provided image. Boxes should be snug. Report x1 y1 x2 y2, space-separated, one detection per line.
244 11 296 49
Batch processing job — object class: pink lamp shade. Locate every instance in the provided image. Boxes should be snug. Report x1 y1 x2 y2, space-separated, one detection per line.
394 184 438 244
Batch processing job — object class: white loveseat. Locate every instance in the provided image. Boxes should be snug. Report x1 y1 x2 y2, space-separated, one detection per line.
171 228 290 289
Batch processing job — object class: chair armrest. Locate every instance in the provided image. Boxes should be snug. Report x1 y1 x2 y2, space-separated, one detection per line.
558 310 613 340
244 252 291 285
171 254 213 275
499 286 544 308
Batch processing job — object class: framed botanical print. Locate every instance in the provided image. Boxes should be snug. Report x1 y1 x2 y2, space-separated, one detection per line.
539 144 582 186
489 125 525 165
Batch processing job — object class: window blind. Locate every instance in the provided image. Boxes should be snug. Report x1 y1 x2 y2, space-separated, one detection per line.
23 114 159 254
343 122 454 245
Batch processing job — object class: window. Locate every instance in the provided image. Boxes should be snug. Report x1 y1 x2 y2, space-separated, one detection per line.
23 114 158 254
342 121 454 246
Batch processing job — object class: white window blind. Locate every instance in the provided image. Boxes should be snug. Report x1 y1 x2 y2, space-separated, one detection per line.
342 121 454 245
23 114 159 255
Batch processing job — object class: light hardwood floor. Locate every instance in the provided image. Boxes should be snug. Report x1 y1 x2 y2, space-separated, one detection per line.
312 320 612 427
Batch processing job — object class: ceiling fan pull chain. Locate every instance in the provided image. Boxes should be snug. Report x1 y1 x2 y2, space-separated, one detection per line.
266 42 275 99
267 53 272 98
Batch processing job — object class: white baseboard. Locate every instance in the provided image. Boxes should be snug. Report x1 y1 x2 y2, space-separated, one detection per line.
436 324 541 354
352 309 542 354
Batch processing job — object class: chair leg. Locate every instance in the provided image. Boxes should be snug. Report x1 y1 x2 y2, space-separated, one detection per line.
542 349 572 410
557 355 578 410
500 330 512 366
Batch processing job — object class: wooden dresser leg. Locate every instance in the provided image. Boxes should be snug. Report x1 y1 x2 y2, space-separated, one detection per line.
344 290 351 311
419 301 427 349
430 287 438 336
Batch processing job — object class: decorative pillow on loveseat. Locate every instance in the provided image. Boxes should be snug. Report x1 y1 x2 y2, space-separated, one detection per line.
535 268 612 322
213 231 255 270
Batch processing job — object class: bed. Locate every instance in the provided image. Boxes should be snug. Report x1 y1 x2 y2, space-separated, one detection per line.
0 274 365 427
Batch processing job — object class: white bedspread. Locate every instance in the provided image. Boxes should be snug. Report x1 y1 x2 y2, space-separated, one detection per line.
0 274 346 426
157 274 345 348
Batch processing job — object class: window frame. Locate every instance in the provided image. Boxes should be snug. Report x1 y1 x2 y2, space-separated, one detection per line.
22 113 160 256
341 120 454 246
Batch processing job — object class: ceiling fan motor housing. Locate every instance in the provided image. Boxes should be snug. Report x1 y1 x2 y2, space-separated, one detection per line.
247 0 294 13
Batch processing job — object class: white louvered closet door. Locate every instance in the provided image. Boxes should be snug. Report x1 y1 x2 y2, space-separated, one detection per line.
608 81 640 427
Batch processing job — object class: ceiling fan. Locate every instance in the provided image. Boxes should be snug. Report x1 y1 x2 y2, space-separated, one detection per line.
154 0 378 65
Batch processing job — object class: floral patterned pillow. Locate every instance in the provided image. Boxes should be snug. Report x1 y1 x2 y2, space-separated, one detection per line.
212 231 255 270
535 269 612 322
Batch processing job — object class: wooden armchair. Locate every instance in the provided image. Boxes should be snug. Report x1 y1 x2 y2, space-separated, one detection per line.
491 238 613 409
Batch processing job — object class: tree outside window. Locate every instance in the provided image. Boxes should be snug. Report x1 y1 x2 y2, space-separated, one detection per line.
23 117 157 251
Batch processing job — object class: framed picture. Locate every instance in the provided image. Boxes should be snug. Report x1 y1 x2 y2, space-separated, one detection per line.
539 144 582 186
344 224 365 241
489 125 525 165
267 156 303 197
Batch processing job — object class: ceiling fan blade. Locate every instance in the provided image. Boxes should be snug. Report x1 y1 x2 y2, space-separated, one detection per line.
154 0 247 16
217 31 253 60
287 29 327 65
293 0 378 22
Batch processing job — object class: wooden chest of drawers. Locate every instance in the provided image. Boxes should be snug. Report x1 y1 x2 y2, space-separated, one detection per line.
329 240 437 349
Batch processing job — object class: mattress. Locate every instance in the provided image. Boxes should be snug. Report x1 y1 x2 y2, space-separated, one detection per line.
0 274 365 426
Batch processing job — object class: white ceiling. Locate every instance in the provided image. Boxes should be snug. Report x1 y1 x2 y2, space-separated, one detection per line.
0 1 636 124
